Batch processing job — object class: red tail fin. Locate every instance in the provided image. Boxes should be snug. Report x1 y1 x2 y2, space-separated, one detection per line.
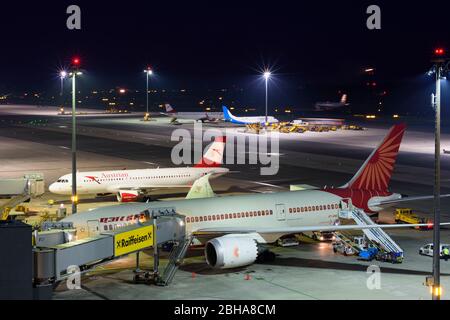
344 123 406 191
194 136 226 168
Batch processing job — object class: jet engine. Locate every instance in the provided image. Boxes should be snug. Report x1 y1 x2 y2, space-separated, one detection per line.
116 190 140 202
205 235 259 269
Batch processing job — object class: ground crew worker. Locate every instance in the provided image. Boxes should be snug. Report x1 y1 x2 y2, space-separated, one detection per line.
443 247 450 261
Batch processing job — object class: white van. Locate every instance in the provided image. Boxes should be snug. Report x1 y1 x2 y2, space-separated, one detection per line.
419 243 450 257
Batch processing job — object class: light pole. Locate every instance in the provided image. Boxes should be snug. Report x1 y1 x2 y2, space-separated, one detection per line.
263 71 271 126
59 70 67 96
430 47 448 300
144 67 153 115
69 57 82 214
59 70 67 113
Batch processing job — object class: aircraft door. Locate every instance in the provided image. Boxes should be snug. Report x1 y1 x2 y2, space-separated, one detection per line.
275 204 286 221
87 220 100 236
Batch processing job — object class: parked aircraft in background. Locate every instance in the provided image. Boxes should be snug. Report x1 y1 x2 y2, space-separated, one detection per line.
49 137 228 202
222 106 279 124
162 104 223 123
315 94 349 111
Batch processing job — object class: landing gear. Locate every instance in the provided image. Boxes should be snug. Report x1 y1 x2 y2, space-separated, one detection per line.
142 195 153 202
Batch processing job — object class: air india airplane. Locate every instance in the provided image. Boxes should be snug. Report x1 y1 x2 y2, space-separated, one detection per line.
62 124 450 269
49 136 228 202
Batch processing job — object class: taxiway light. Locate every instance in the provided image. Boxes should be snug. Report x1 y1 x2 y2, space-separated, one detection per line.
263 71 271 80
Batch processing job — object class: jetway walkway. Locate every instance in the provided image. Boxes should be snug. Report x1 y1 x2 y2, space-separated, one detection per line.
0 173 45 221
339 206 403 257
33 207 189 296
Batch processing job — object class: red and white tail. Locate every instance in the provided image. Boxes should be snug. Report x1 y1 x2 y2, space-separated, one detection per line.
195 136 226 168
342 123 406 191
340 94 347 104
165 104 176 113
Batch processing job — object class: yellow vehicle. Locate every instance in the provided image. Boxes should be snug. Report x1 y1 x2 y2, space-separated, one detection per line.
394 208 433 230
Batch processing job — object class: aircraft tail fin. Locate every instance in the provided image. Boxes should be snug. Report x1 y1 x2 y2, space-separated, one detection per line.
195 136 226 168
342 123 406 191
222 106 233 122
165 104 176 113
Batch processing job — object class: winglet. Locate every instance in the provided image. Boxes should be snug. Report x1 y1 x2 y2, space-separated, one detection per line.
186 173 216 199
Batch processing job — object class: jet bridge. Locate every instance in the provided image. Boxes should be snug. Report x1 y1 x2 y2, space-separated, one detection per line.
0 173 45 221
32 206 190 299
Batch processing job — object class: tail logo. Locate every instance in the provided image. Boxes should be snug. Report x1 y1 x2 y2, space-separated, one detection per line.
86 176 101 184
349 124 406 190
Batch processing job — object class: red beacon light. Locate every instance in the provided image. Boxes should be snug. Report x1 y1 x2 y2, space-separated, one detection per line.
71 57 81 67
434 48 445 56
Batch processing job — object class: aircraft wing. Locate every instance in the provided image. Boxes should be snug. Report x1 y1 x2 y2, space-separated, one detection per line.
369 194 450 207
194 222 450 239
107 184 190 192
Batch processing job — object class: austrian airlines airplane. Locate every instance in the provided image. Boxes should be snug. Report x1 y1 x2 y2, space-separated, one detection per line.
49 137 229 202
62 124 449 269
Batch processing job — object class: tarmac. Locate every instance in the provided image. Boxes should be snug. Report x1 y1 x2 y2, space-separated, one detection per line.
1 104 450 299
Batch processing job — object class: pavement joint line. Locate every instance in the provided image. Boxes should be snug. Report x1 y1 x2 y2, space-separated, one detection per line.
80 284 110 300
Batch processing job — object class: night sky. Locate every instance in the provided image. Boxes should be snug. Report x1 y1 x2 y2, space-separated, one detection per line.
1 1 450 113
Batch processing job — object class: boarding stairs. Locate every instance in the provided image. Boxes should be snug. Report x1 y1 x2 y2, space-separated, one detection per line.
157 234 193 286
339 203 403 257
333 232 362 254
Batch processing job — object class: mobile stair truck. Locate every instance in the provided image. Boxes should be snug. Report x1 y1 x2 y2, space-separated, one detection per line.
338 200 404 263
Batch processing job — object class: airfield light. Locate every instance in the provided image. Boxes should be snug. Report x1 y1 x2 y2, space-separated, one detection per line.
143 67 153 115
60 70 67 79
119 88 126 94
262 70 272 127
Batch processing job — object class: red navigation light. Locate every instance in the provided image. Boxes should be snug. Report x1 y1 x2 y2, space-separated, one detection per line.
72 57 81 66
435 48 445 56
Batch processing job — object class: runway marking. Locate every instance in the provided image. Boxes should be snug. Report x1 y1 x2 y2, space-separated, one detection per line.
246 152 285 156
252 181 285 189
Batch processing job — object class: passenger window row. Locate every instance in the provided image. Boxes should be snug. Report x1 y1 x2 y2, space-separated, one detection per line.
289 203 339 213
186 210 274 223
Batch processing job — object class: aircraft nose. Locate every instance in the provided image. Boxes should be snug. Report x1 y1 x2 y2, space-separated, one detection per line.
49 183 57 193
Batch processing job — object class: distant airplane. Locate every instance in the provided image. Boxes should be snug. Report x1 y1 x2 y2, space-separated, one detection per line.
222 106 279 125
49 136 229 202
63 123 450 270
314 94 349 111
161 104 223 123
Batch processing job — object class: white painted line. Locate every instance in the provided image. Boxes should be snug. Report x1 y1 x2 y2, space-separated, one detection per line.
252 181 285 189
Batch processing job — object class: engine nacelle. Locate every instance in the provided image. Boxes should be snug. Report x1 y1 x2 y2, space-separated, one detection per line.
116 190 139 202
205 235 258 269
